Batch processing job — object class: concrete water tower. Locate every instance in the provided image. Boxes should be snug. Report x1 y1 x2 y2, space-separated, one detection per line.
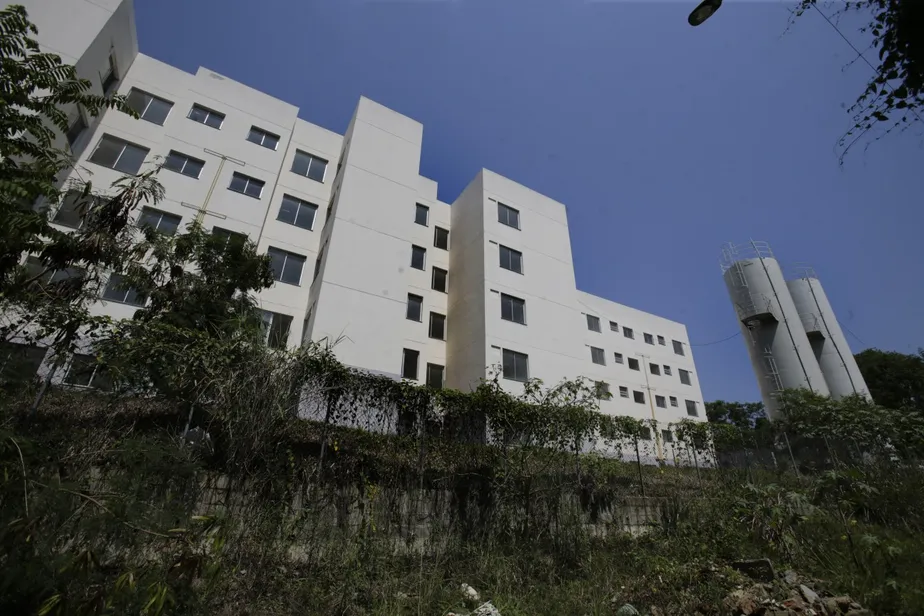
721 241 870 419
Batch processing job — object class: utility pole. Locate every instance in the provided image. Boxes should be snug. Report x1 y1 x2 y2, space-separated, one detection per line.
637 353 664 461
191 149 245 224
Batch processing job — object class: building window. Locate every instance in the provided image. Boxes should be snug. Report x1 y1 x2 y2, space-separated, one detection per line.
590 346 605 365
163 151 204 179
88 134 149 174
619 386 629 398
126 88 173 125
673 340 685 356
686 400 699 417
661 429 673 443
633 390 645 404
628 357 640 371
101 53 118 94
670 396 678 407
429 312 446 340
434 226 449 249
664 365 672 376
212 227 247 248
138 207 181 236
613 352 624 364
679 369 692 386
502 349 529 382
431 267 448 293
586 314 601 332
500 293 526 325
0 342 47 383
644 333 654 345
102 274 145 306
260 310 293 349
247 126 279 150
229 172 265 199
292 149 328 182
595 381 611 399
655 395 666 408
277 195 318 230
313 245 325 281
411 245 426 270
406 294 423 322
23 257 84 297
499 245 523 274
402 349 419 380
649 363 661 376
415 203 429 226
188 104 224 129
497 202 520 229
426 363 444 389
63 354 111 390
66 112 87 148
268 247 306 286
53 191 92 229
639 426 652 441
623 327 634 340
609 321 619 332
657 335 666 346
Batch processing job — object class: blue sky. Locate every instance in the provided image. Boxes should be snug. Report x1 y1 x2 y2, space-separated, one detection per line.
135 0 923 403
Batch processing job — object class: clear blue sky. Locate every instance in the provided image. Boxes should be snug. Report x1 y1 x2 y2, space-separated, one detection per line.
135 0 923 403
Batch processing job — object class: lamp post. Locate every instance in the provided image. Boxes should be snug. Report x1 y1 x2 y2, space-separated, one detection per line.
688 0 723 26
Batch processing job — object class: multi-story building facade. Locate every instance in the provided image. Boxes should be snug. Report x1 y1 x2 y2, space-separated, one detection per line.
10 0 707 438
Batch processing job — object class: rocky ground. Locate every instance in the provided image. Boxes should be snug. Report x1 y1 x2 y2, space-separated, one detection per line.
444 559 872 616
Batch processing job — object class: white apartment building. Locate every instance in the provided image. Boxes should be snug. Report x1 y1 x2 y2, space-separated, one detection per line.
12 0 707 436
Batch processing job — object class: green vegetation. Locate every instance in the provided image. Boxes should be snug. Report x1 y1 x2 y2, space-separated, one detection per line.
793 0 923 158
1 5 923 615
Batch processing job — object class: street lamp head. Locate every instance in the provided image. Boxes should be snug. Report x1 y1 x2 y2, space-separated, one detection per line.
688 0 723 26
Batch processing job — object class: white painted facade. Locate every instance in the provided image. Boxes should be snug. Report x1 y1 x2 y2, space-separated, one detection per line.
12 0 707 432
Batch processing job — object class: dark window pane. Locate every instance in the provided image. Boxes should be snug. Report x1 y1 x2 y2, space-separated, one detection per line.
0 341 46 383
266 312 293 349
244 178 264 198
89 135 123 168
686 400 698 416
429 313 445 340
407 294 422 321
53 191 86 228
434 226 449 249
402 349 419 379
656 395 666 408
188 105 208 124
661 429 673 443
633 391 645 404
673 340 685 356
144 97 172 125
277 196 298 225
114 144 147 174
229 172 248 193
411 245 425 270
426 363 444 389
415 204 429 226
502 349 528 382
587 315 601 332
292 151 310 176
126 89 149 115
432 267 447 292
64 353 96 386
66 114 87 147
498 202 520 229
591 347 605 365
205 112 223 129
306 157 326 182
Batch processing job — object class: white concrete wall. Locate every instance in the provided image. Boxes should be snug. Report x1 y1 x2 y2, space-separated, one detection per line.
15 0 139 159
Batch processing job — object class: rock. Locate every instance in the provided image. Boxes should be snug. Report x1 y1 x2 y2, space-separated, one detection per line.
822 598 840 614
800 585 820 606
395 591 409 600
782 595 805 612
650 606 665 616
783 570 800 585
731 558 776 583
844 611 871 616
834 596 853 611
472 602 502 616
724 589 761 615
614 605 639 616
461 583 481 605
